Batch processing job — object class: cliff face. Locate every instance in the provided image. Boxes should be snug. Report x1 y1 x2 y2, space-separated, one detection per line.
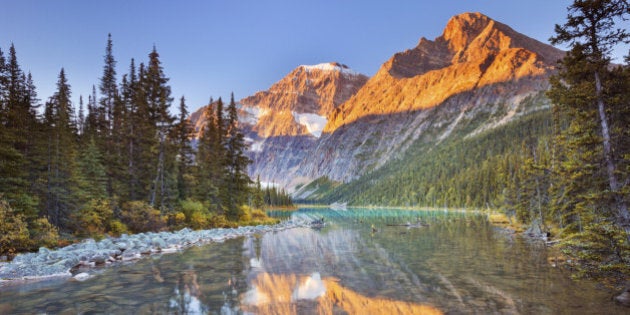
189 62 368 186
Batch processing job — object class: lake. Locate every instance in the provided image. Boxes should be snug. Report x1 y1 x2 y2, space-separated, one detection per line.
0 208 624 314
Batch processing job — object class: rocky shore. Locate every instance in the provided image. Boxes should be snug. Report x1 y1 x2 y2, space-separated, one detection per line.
0 218 311 283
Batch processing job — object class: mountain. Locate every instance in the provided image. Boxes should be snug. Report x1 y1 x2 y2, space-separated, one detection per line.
191 12 564 195
189 62 369 186
292 12 564 194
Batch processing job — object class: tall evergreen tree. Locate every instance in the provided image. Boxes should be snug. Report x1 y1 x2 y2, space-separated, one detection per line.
77 95 85 136
195 99 223 210
100 33 117 131
550 0 630 237
40 68 81 228
224 93 251 219
253 175 265 210
144 47 175 210
174 96 194 200
122 59 141 201
0 44 39 220
98 34 125 199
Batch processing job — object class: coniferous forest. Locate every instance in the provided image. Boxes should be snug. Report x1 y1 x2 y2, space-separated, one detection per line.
0 35 274 258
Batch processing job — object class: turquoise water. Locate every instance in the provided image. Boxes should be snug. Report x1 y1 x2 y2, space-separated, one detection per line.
0 208 624 314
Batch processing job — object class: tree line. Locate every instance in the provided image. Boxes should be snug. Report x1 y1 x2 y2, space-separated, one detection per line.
0 35 272 257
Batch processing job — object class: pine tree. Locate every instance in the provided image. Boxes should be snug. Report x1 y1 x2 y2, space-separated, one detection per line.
550 0 630 236
100 33 117 131
40 68 81 228
133 62 156 202
253 175 265 210
223 93 251 219
0 44 39 221
174 96 194 200
98 34 126 199
76 137 108 201
144 47 175 211
195 99 224 210
77 95 85 136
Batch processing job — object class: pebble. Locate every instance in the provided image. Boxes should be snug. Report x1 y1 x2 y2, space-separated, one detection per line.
73 272 91 281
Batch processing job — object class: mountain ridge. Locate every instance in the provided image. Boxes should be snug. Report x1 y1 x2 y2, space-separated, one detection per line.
190 12 565 189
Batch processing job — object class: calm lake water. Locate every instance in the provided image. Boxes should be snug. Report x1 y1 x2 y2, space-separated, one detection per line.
0 208 625 314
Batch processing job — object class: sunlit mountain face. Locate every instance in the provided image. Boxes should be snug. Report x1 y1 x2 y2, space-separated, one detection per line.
191 13 564 192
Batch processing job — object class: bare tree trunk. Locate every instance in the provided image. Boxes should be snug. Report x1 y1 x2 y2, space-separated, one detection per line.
594 71 630 239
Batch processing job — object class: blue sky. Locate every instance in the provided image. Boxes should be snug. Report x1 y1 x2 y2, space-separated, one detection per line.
1 0 582 113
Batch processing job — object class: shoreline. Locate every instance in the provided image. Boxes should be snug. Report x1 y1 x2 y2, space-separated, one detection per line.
0 217 312 285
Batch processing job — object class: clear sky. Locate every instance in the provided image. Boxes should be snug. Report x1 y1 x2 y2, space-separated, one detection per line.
0 0 584 114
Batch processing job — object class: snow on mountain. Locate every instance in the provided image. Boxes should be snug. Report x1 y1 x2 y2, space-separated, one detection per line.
301 62 361 76
292 112 327 138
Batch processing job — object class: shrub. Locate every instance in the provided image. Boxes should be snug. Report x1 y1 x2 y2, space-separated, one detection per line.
29 217 59 249
238 205 252 223
167 212 187 230
120 201 165 233
209 214 234 228
108 219 128 236
73 199 113 237
0 199 30 258
178 199 213 230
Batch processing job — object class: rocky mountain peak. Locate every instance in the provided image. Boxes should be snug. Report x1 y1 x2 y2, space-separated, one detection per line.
441 12 494 52
325 12 564 133
384 12 564 79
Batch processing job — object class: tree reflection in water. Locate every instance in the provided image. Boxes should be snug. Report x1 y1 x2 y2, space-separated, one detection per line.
168 268 207 314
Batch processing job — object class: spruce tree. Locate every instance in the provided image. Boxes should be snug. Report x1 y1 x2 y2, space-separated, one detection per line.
253 175 265 210
144 47 175 211
0 44 39 220
122 59 141 201
195 99 223 211
77 95 85 136
40 69 81 228
174 96 194 200
550 0 630 235
224 93 251 219
98 34 125 199
100 33 117 131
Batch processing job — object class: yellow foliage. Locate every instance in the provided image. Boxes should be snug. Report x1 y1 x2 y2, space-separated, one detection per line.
29 217 59 249
74 199 113 237
166 212 187 230
189 211 209 229
0 199 30 257
120 201 165 233
251 208 268 220
108 219 128 236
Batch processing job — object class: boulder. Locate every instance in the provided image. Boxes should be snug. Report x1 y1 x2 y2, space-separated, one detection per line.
615 287 630 307
90 255 107 265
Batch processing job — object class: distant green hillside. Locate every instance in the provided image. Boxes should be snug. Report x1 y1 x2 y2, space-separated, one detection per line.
299 106 552 210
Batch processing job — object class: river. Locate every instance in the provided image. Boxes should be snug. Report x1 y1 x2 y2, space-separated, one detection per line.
0 208 624 314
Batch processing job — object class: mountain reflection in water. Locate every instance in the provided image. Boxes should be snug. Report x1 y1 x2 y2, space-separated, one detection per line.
241 272 441 315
